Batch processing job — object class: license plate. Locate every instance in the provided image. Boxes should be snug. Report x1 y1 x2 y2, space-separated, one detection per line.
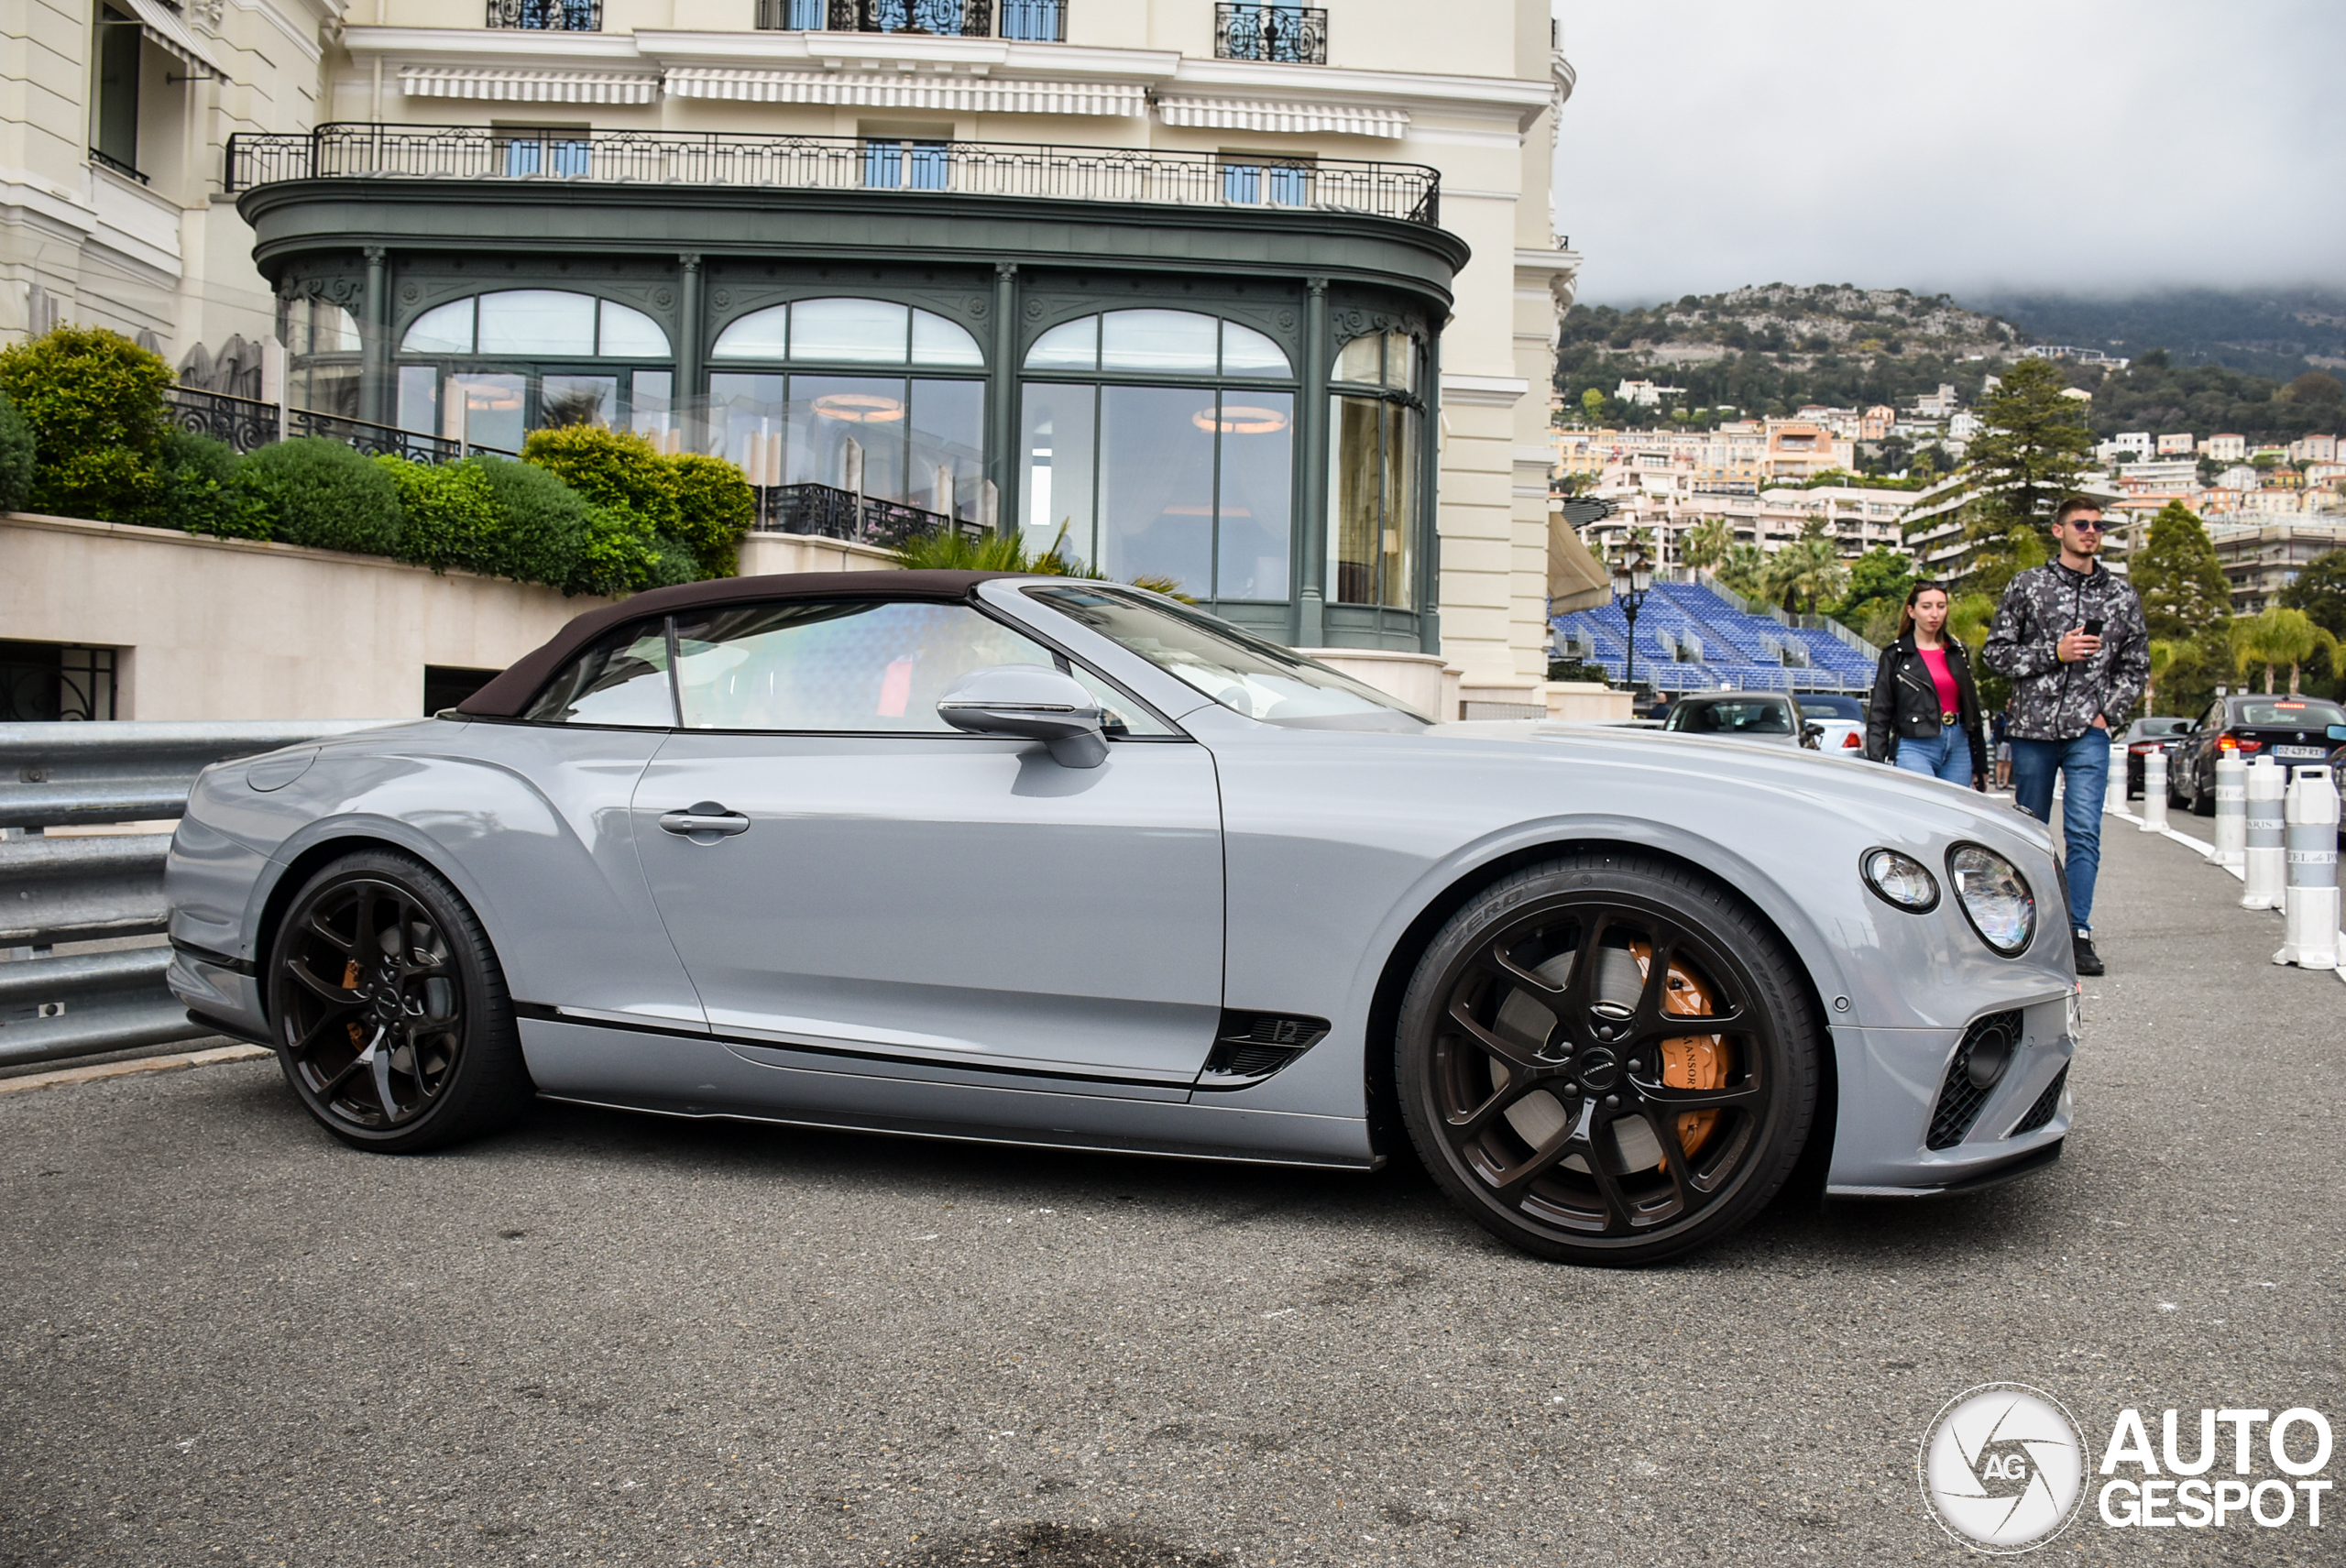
2275 745 2327 760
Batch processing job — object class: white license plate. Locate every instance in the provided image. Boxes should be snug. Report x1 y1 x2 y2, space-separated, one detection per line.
2275 745 2327 760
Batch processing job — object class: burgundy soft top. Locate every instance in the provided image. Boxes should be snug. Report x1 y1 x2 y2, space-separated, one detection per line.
455 569 1026 718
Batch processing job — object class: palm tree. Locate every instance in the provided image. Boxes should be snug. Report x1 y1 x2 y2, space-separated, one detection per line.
1763 537 1849 616
1947 592 1998 652
2257 607 2339 696
1714 543 1767 601
1682 518 1732 577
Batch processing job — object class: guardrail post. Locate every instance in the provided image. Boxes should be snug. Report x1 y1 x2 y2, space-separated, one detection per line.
2141 749 2169 832
2275 765 2340 970
2213 752 2247 868
2242 756 2286 909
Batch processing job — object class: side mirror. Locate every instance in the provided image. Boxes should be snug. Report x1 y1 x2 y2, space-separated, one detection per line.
2329 724 2346 742
937 665 1108 769
1801 720 1824 750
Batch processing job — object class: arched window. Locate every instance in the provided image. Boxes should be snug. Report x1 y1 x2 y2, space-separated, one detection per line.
1019 309 1296 605
392 289 675 452
706 298 986 527
1328 330 1424 609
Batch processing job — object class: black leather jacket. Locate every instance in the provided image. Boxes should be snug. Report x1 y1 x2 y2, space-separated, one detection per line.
1864 631 1987 779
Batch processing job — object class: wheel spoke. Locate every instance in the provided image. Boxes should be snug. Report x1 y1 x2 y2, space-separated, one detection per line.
1445 1072 1551 1136
1557 912 1616 1024
370 1045 402 1124
1486 934 1566 999
1444 999 1545 1069
1648 1109 1705 1208
1490 1109 1584 1201
287 1004 363 1058
1578 1112 1638 1231
316 1031 378 1101
287 959 358 1004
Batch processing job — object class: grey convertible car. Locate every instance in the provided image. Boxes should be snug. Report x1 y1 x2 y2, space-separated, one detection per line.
166 571 2076 1266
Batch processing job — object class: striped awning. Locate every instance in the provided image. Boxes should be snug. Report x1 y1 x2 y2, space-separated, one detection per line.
1155 96 1409 137
124 0 228 82
399 67 661 104
665 69 1144 116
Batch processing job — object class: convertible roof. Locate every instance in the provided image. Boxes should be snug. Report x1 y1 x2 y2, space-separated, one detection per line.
455 569 1024 718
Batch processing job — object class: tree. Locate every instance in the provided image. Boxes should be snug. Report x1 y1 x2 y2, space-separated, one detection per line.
1681 518 1731 576
2129 500 2232 642
1581 387 1606 422
2224 609 2333 695
1763 536 1848 616
2143 639 2176 716
2277 548 2346 642
1832 545 1915 638
1715 543 1768 600
1952 357 2094 594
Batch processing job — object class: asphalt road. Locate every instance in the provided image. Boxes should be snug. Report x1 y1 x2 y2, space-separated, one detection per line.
3 817 2341 1568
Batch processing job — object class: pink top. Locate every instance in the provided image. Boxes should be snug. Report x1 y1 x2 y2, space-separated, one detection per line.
1918 645 1960 717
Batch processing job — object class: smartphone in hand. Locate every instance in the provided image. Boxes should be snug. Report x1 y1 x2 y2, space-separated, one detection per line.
2082 617 2105 638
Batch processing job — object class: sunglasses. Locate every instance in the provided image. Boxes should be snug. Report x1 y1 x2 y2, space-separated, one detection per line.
2062 519 2106 533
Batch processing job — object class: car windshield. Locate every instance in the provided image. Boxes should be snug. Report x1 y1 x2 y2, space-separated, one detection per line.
1798 695 1863 721
1022 584 1428 729
1669 698 1792 735
2136 718 2190 736
2233 698 2346 728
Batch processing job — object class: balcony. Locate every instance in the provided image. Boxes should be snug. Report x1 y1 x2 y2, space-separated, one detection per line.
1214 4 1326 64
485 0 600 29
751 0 1065 38
225 125 1442 225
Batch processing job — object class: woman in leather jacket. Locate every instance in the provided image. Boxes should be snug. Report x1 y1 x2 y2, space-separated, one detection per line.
1864 581 1987 789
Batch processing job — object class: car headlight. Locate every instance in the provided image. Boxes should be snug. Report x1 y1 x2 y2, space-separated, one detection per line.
1860 848 1939 912
1947 843 2035 956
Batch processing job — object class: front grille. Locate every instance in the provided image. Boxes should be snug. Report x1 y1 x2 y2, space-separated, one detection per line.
2012 1065 2068 1135
1926 1010 2023 1150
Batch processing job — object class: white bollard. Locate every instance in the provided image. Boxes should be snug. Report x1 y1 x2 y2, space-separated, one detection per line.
2212 751 2247 867
2242 756 2286 909
2274 765 2340 970
2141 749 2170 832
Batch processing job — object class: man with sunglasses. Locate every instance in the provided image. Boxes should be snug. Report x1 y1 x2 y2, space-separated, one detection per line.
1982 497 2150 976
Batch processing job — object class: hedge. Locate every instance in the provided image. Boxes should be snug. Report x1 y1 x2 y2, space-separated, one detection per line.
0 391 33 513
0 325 171 521
233 437 404 555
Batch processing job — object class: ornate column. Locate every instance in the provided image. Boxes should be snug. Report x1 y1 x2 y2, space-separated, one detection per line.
1296 276 1330 646
357 245 390 427
675 254 704 451
988 260 1019 537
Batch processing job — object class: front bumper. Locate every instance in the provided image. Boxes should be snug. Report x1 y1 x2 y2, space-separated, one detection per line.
1824 995 2074 1196
167 947 271 1047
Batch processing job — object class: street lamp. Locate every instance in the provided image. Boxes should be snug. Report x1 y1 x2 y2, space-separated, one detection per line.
1611 548 1654 692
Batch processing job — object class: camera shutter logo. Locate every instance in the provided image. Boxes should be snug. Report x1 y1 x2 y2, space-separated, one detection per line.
1918 1384 2087 1552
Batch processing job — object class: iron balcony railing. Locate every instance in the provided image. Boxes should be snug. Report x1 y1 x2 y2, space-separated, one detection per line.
755 481 986 548
165 386 516 464
1214 3 1326 63
89 146 149 185
485 0 601 27
225 125 1440 225
754 0 1058 33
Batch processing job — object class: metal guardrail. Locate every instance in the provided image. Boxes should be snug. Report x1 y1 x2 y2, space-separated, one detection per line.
0 721 396 1068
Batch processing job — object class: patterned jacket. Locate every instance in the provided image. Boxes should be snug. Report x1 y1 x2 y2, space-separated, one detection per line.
1980 561 2151 741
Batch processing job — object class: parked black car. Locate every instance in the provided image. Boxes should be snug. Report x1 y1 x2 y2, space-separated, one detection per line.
2120 716 2192 799
2167 695 2346 816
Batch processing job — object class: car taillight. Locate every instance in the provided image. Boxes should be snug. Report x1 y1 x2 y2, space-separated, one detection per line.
2218 734 2261 754
1841 731 1862 749
2130 743 2153 754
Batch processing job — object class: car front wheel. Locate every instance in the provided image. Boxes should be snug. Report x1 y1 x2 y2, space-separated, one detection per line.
1397 851 1820 1266
267 850 532 1152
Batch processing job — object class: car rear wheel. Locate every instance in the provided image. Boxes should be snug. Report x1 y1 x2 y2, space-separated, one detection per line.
2191 770 2215 817
267 850 531 1153
1396 851 1819 1266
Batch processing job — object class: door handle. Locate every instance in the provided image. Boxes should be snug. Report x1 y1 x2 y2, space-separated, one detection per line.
658 803 751 839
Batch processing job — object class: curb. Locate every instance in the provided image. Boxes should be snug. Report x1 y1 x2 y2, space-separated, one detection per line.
0 1043 273 1098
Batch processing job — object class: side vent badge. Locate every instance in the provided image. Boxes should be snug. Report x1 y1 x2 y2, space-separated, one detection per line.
1199 1011 1331 1089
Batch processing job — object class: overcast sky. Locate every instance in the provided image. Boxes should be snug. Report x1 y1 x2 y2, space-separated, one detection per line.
1550 0 2346 305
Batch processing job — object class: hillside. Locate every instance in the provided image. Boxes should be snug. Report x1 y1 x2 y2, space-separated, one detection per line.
1555 285 2026 428
1967 288 2346 381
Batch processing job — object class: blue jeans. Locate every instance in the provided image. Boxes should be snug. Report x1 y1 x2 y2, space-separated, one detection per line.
2010 731 2110 935
1894 727 1973 785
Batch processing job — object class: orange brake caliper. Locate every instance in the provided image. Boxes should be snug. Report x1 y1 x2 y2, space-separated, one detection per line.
342 960 366 1050
1628 943 1727 1167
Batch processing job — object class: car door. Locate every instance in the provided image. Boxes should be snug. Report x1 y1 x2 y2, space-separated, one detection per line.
630 595 1225 1090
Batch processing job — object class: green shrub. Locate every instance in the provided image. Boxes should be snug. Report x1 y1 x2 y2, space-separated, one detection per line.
157 428 269 540
521 425 682 534
570 507 660 598
470 455 593 591
0 325 172 521
376 454 502 574
665 452 754 577
646 532 700 589
0 391 33 511
232 437 401 555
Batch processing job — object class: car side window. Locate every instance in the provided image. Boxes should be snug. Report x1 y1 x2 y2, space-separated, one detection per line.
668 599 1173 736
521 619 675 728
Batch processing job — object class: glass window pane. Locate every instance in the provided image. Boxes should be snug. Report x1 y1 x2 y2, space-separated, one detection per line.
791 374 906 502
1329 394 1381 604
629 370 674 441
911 308 984 367
522 619 674 728
711 304 790 360
396 365 439 436
452 373 528 452
1024 316 1098 370
1332 334 1381 385
540 375 616 430
790 297 910 364
907 378 984 521
672 600 1057 732
1099 383 1215 596
709 372 790 487
597 300 670 357
401 299 473 355
1381 401 1418 608
294 363 360 419
1220 321 1291 378
1384 331 1418 391
477 291 597 357
1214 391 1292 601
1101 310 1219 374
1020 382 1097 566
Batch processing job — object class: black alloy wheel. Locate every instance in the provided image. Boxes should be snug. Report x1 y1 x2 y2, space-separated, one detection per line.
1397 852 1818 1266
268 850 531 1152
